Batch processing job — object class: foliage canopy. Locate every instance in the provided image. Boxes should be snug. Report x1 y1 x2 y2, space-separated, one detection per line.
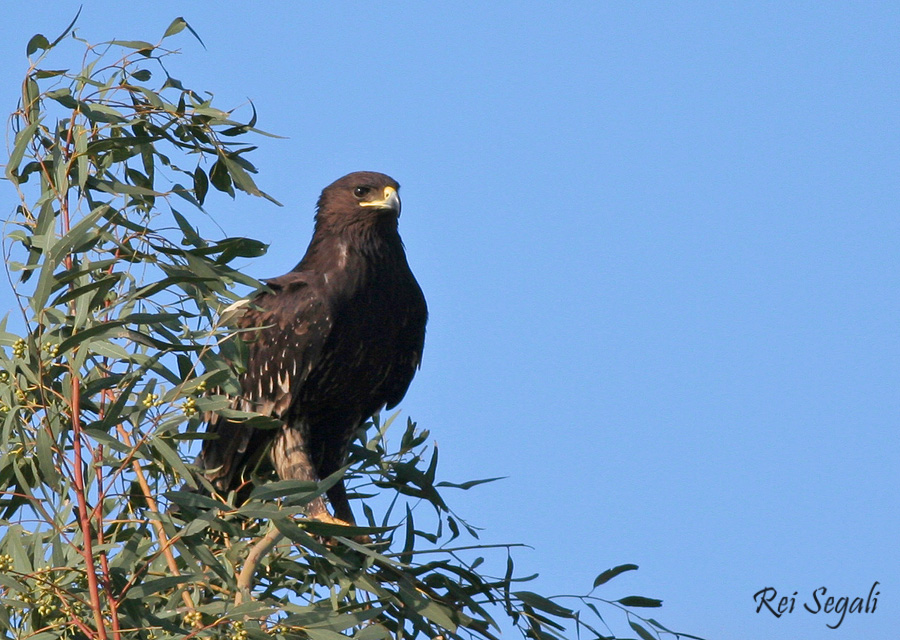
0 15 700 640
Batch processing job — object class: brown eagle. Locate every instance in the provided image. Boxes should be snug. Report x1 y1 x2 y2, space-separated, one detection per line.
196 171 427 526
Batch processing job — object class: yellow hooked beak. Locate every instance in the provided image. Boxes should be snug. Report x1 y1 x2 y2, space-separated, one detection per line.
359 186 401 215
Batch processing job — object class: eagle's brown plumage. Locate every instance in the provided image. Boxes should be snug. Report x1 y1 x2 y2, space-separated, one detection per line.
196 171 427 525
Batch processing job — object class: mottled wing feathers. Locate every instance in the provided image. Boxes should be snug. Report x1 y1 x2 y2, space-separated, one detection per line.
197 273 332 493
241 273 331 412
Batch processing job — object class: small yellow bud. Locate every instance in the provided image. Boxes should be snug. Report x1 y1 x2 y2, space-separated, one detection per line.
183 610 202 627
142 392 160 408
181 396 197 417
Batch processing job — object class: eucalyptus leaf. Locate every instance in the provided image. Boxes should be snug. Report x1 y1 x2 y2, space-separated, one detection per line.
593 563 639 588
617 595 663 608
5 122 39 183
163 17 188 39
124 575 195 599
26 34 50 56
630 620 657 640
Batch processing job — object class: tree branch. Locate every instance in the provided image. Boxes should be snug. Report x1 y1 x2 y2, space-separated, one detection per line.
235 524 283 606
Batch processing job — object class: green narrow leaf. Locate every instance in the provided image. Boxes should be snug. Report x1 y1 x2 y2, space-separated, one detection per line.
213 237 269 263
209 159 233 195
79 102 127 124
171 210 206 249
416 600 460 633
165 490 227 511
163 17 188 39
0 573 27 594
26 34 50 57
180 513 216 537
398 585 459 633
82 429 132 455
193 165 209 205
163 76 187 92
145 436 193 479
248 479 318 502
503 552 515 606
305 629 353 640
34 69 68 79
401 504 415 562
222 155 260 196
21 201 58 281
46 87 77 108
74 124 88 190
22 76 40 125
514 591 575 619
109 40 155 52
617 595 663 608
629 620 657 640
185 22 207 48
436 476 505 490
123 575 193 599
178 535 231 583
5 122 39 183
593 563 639 588
55 319 128 355
35 429 61 486
425 446 438 484
86 176 163 197
133 85 164 109
53 141 67 190
49 7 81 47
95 374 145 433
163 17 206 48
645 618 675 634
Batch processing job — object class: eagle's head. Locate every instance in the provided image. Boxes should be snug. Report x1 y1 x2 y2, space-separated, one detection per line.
315 171 401 231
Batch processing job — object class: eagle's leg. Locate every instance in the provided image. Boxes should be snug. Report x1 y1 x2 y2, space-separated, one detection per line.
325 480 355 525
271 426 354 528
323 478 373 544
316 429 359 526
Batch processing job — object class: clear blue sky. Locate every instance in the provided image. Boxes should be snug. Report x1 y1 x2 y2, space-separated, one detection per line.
1 3 898 639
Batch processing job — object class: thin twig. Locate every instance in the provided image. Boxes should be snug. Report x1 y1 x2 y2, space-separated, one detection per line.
116 423 196 611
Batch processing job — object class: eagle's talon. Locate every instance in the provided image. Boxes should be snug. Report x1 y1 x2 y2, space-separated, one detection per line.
308 511 373 545
309 511 351 527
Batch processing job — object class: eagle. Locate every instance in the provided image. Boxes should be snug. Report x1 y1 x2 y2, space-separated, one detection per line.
196 171 427 527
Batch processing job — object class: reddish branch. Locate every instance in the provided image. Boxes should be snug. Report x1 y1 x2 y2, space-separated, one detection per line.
58 124 115 638
94 444 121 639
69 378 108 640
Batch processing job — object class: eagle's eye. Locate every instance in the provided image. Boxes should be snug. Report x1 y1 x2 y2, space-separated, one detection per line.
353 186 371 198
